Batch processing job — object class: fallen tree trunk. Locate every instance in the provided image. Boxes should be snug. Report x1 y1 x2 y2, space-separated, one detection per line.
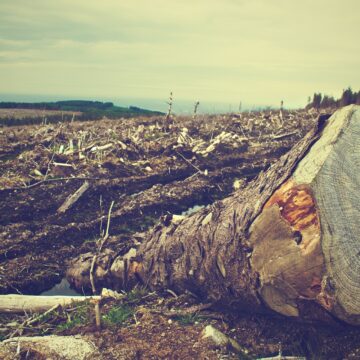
68 105 360 325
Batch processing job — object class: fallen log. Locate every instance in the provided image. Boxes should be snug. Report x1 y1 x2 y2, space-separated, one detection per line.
0 294 100 313
66 105 358 325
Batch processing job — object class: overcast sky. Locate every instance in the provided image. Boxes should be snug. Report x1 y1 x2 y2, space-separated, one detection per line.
0 0 359 110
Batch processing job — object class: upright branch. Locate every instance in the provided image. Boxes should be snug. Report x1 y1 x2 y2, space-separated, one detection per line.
90 200 115 294
193 101 200 119
89 200 115 328
279 100 284 125
166 91 173 121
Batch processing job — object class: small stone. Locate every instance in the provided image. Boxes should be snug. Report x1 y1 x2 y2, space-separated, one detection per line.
200 325 249 356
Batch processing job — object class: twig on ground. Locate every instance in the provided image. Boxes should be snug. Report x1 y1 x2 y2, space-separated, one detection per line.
174 150 203 174
4 176 101 191
57 181 90 214
90 200 115 328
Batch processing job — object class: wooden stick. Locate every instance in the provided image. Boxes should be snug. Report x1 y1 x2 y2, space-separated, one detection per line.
0 295 101 313
57 181 90 214
8 304 61 339
174 150 203 174
270 131 298 140
166 91 173 121
90 200 115 294
90 200 115 329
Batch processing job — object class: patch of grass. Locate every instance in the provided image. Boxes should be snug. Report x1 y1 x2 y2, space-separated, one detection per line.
56 302 91 332
126 286 148 303
102 304 134 328
174 313 203 326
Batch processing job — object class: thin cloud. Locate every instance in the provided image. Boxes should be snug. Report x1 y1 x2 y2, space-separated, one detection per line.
0 0 359 107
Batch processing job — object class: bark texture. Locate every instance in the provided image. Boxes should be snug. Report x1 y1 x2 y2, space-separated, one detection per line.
68 105 360 325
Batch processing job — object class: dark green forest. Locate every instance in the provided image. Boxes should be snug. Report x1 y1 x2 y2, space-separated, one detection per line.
0 100 164 126
307 87 360 109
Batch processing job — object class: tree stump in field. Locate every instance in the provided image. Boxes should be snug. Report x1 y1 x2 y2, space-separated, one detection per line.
67 105 360 325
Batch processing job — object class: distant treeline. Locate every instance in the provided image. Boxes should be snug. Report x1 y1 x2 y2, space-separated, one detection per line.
0 100 164 126
307 87 360 109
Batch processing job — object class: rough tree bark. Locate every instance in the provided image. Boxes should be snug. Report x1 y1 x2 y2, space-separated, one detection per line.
68 105 360 326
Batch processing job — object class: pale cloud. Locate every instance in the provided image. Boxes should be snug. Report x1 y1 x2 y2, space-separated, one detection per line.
0 0 359 109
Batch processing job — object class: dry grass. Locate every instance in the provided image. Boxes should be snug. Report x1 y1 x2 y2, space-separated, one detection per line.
0 108 81 120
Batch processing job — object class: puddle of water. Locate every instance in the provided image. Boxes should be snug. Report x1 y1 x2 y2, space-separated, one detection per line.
181 204 205 216
40 278 83 296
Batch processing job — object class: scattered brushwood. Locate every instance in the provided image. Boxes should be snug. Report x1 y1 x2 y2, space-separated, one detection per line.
1 287 359 359
0 287 155 340
175 128 249 157
0 109 316 295
2 105 360 359
0 299 95 340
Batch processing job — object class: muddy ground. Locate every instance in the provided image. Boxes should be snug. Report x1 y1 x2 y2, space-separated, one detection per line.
0 109 313 295
1 109 360 359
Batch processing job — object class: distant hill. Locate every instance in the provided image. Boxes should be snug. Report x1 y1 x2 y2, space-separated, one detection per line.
0 100 164 126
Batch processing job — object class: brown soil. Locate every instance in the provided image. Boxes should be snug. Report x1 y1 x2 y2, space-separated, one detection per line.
87 296 360 359
1 291 360 359
0 110 314 295
3 109 359 359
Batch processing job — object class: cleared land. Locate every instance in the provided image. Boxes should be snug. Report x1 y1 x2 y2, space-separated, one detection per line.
1 109 359 358
0 109 312 293
0 108 80 120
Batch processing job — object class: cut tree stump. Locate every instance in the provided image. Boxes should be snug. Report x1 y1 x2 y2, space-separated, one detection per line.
67 105 360 325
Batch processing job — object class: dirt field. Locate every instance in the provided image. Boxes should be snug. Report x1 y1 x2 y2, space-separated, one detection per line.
0 110 313 294
0 108 81 120
1 109 360 358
